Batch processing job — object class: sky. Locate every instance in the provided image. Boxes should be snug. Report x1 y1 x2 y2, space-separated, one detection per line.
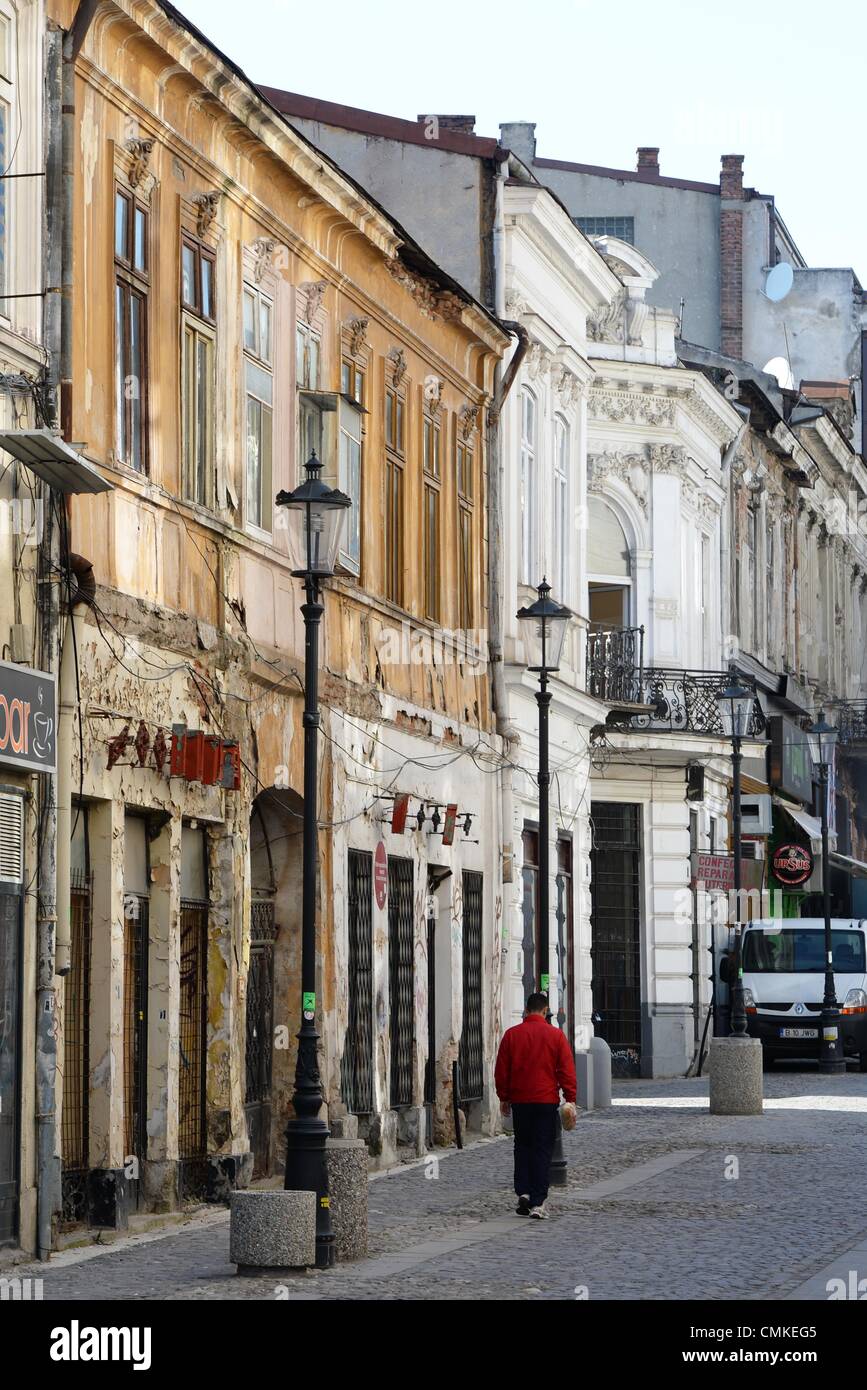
175 0 866 275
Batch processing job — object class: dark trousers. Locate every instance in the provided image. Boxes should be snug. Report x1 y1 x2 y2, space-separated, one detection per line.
511 1103 558 1207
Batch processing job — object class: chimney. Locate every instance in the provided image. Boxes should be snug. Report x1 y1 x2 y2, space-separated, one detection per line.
720 154 744 200
719 155 745 358
419 114 476 135
499 121 536 165
636 147 659 178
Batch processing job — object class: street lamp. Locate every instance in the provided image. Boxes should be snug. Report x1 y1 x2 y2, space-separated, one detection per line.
275 451 351 1268
517 578 572 1184
715 677 755 1039
808 711 845 1075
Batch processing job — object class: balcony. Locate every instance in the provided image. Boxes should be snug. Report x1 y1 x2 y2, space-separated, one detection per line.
835 702 867 745
586 628 764 737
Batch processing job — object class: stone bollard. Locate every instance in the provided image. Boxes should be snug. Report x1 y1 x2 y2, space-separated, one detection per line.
574 1051 595 1111
708 1037 763 1115
230 1189 316 1273
590 1036 613 1109
325 1138 369 1262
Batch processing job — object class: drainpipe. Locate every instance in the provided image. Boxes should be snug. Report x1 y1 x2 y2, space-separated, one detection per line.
719 420 748 660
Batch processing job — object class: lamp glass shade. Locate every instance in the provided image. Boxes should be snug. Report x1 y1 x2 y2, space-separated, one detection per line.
715 681 754 738
809 714 837 767
278 453 351 577
516 584 572 672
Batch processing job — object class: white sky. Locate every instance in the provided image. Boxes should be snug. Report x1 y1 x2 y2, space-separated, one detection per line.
175 0 866 276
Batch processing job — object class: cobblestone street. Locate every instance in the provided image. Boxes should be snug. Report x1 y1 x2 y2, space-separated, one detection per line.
14 1067 867 1302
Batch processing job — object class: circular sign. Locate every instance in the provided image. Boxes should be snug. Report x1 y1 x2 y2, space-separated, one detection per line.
772 842 813 886
374 842 388 910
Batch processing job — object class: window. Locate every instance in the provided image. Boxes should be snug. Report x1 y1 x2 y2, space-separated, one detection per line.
243 283 273 532
553 416 569 601
339 399 362 575
384 382 405 605
297 321 321 462
520 388 537 584
341 356 365 405
423 414 441 620
766 518 776 658
0 13 11 304
574 215 634 244
745 504 758 651
115 188 149 472
181 234 216 506
587 497 631 628
457 431 474 628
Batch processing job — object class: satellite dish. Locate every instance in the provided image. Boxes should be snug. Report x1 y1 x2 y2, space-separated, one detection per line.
765 262 794 302
763 356 794 390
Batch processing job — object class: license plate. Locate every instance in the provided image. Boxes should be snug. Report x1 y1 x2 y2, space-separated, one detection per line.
779 1027 817 1039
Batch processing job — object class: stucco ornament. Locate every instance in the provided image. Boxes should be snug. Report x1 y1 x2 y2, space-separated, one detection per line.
345 315 369 357
587 288 627 344
250 237 276 284
300 279 328 324
649 443 689 476
556 368 582 410
384 256 464 322
591 389 675 427
459 403 480 439
424 374 443 414
193 190 220 237
125 137 154 189
526 341 552 382
587 450 648 514
387 346 407 387
504 290 529 319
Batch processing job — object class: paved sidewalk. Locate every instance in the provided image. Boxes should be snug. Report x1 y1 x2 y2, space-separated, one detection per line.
13 1067 867 1301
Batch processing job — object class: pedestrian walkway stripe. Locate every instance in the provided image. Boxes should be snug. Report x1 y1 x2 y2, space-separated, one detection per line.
567 1149 704 1201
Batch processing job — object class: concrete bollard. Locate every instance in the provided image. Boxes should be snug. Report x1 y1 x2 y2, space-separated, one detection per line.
325 1138 369 1262
590 1036 613 1109
229 1189 316 1273
708 1037 763 1115
575 1051 595 1111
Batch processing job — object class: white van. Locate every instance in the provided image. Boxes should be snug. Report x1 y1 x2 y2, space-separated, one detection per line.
739 918 867 1070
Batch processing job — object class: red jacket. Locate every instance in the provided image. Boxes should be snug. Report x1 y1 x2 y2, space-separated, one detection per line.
494 1013 577 1105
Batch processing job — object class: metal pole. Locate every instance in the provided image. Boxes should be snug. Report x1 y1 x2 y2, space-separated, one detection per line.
537 669 567 1186
283 574 335 1268
818 762 844 1073
729 735 748 1038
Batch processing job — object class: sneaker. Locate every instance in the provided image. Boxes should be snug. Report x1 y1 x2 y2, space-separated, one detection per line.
528 1203 549 1220
515 1194 531 1216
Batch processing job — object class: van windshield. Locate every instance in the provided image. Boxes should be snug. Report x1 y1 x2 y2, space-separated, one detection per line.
742 929 865 973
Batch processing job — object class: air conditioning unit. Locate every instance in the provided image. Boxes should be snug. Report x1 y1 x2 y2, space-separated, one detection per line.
740 794 772 836
741 839 765 860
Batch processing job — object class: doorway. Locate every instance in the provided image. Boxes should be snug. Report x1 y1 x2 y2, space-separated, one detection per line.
589 802 643 1077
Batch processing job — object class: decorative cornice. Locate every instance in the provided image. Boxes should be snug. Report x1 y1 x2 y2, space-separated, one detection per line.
650 443 688 475
590 387 675 427
587 287 627 344
384 256 465 323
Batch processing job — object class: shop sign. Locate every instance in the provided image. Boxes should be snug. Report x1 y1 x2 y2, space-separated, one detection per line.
768 715 813 802
772 842 814 886
374 841 388 910
691 853 735 891
0 659 56 773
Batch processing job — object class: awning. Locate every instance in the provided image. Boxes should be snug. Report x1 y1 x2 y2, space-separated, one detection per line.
830 852 867 880
773 795 822 845
0 428 113 494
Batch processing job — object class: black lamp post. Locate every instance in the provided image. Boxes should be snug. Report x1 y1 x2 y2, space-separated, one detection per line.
517 578 571 1183
809 712 845 1074
275 451 351 1268
715 677 755 1039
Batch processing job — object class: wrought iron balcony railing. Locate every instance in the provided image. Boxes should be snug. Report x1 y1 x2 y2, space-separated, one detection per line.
834 702 867 745
586 624 645 704
586 626 764 737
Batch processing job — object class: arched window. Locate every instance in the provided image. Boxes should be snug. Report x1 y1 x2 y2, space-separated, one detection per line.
553 416 569 601
587 496 631 627
520 387 537 583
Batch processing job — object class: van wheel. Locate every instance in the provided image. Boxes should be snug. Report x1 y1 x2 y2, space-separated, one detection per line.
762 1053 775 1072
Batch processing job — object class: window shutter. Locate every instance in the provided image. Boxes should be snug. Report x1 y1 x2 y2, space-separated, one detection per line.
0 791 24 883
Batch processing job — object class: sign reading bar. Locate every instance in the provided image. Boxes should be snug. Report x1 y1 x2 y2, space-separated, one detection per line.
691 853 735 892
0 659 56 774
772 842 814 887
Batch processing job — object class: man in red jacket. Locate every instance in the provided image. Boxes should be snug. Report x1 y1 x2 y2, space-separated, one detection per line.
494 992 577 1219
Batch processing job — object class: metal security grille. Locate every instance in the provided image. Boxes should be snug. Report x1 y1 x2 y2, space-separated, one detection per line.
178 901 207 1160
424 910 436 1106
245 899 275 1178
61 871 92 1223
521 828 539 998
590 803 642 1077
458 871 484 1102
388 856 414 1109
123 895 149 1173
342 851 373 1115
0 886 22 1246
